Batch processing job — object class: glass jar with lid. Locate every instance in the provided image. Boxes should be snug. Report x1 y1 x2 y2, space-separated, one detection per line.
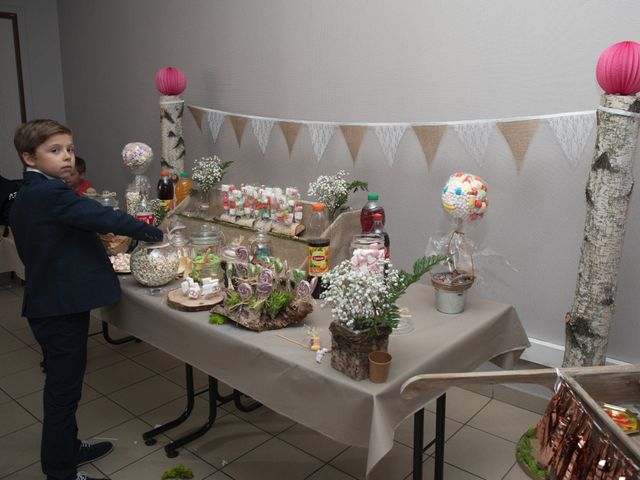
97 190 119 210
130 239 180 287
349 233 385 272
189 224 225 283
168 222 191 277
249 229 273 263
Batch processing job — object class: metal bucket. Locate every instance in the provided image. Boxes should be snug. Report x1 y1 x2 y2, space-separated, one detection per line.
431 272 474 314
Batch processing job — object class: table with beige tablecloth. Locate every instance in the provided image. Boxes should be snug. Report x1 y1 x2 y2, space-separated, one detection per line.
102 276 530 477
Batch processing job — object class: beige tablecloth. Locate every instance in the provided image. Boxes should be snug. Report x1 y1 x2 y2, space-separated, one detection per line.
102 277 529 476
0 232 25 280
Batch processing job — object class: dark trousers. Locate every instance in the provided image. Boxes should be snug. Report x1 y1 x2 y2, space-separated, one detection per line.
29 311 90 480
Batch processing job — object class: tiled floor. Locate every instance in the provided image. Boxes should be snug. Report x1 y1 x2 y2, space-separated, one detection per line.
0 275 543 479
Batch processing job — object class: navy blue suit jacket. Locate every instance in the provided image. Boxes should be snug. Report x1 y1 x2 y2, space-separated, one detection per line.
10 171 162 318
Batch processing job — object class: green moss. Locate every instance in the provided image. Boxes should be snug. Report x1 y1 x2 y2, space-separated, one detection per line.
515 427 547 479
160 464 194 479
208 313 226 325
265 290 294 319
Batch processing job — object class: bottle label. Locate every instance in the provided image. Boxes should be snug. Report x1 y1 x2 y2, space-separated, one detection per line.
308 245 330 276
135 212 155 225
159 199 174 210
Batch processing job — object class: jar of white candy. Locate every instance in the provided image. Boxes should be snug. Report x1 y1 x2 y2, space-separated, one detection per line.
130 239 180 287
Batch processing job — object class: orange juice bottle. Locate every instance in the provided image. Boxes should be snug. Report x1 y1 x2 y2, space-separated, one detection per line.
175 172 193 206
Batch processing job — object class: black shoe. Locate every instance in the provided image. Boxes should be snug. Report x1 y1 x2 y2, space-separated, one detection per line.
77 441 113 466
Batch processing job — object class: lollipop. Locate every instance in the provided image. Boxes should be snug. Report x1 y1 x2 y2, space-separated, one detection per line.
121 142 153 175
441 172 488 221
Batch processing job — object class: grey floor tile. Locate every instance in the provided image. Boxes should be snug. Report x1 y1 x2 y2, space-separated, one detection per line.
0 365 44 398
161 364 209 390
0 298 24 331
0 327 27 354
90 418 166 475
132 348 183 373
503 462 531 480
410 457 483 480
468 399 541 443
425 387 491 424
83 359 155 395
9 326 38 347
0 423 41 476
108 446 216 480
204 471 233 479
108 375 185 416
278 423 349 462
0 347 41 378
0 401 38 437
330 441 414 480
76 396 135 439
0 388 10 405
221 437 323 480
306 464 359 480
184 413 271 468
85 342 128 373
233 406 296 435
443 426 517 479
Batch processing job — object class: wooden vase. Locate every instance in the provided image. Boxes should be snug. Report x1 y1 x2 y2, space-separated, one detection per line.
329 321 391 381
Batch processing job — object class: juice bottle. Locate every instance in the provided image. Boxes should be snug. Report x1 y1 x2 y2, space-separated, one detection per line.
360 193 385 233
307 203 330 299
157 171 174 210
175 172 192 206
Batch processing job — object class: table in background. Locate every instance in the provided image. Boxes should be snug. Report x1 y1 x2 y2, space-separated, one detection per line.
102 276 529 478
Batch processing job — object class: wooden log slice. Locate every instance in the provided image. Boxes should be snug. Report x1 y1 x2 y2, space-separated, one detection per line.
167 288 224 312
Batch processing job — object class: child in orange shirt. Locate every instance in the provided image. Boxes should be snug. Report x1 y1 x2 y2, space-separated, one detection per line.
66 156 93 194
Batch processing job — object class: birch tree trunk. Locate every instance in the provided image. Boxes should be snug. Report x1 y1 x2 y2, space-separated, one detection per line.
563 95 640 367
159 95 185 175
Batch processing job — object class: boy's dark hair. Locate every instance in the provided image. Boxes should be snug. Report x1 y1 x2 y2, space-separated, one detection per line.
14 119 72 165
75 156 86 174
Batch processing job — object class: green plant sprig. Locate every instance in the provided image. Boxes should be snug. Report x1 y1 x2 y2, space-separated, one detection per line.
160 464 194 480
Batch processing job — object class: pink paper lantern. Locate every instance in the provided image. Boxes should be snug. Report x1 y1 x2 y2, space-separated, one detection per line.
155 66 187 95
596 41 640 95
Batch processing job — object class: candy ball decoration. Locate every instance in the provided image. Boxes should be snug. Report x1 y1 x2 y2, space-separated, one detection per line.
596 41 640 95
441 172 488 221
121 142 153 175
155 66 187 96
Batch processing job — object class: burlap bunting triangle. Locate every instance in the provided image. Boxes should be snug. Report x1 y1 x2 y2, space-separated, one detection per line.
279 121 302 156
188 106 204 131
229 116 249 146
339 125 368 164
497 119 540 171
412 125 447 169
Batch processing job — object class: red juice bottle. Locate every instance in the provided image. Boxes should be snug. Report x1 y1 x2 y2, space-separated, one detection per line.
360 193 385 233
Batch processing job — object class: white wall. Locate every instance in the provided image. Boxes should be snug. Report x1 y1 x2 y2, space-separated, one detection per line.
57 0 640 364
0 0 66 178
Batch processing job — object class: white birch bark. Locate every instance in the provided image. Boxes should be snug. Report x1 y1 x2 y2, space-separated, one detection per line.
563 95 640 367
159 95 185 175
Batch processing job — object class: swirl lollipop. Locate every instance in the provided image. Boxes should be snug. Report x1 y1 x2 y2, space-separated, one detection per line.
441 172 488 222
237 283 253 300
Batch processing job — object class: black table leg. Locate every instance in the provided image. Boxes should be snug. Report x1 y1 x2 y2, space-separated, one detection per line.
165 375 219 457
233 389 262 412
143 364 196 446
96 321 139 345
413 393 447 480
434 394 446 480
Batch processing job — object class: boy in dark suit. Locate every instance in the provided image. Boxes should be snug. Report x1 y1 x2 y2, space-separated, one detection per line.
10 119 163 480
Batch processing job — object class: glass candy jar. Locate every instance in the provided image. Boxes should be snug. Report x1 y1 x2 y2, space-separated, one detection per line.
189 224 224 283
350 233 385 272
130 240 180 287
169 226 191 278
249 230 273 263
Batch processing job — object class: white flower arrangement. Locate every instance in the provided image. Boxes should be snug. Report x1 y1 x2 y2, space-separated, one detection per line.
307 170 367 220
321 255 449 335
191 155 232 194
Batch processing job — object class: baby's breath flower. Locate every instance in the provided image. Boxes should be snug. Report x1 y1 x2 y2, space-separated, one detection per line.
192 156 232 193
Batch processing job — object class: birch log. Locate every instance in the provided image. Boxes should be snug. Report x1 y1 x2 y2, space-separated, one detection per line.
563 95 640 367
159 95 185 175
